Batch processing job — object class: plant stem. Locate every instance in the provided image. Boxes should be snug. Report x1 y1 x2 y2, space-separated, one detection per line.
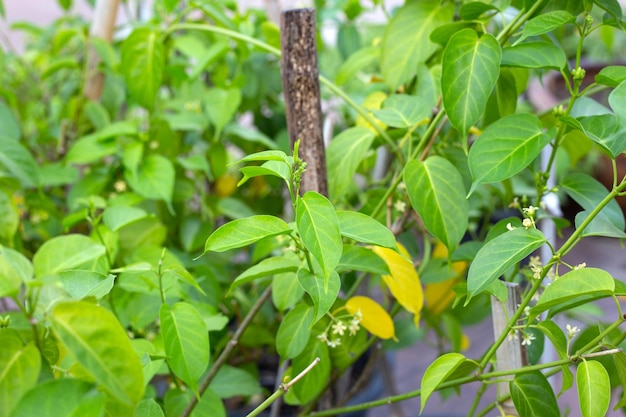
181 286 272 417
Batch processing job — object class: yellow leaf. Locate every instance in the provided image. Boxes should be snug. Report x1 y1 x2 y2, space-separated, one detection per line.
425 242 467 315
372 244 423 324
355 91 387 132
346 296 396 340
461 333 471 351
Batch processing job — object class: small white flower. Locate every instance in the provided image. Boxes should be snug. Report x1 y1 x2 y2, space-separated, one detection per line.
521 332 536 346
327 338 341 348
508 197 520 209
506 222 516 231
331 321 347 336
523 206 539 217
394 200 407 213
317 332 329 343
149 140 159 150
348 319 360 336
566 324 580 338
523 306 531 317
522 218 533 229
508 330 519 341
574 262 586 270
353 309 363 321
114 180 127 193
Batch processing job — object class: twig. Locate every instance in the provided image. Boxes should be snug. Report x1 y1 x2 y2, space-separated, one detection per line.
181 286 273 417
246 358 321 417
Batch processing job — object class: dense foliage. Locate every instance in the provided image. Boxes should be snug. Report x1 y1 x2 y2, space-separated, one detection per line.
1 0 626 416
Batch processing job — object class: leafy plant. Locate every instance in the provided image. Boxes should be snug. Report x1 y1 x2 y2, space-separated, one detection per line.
1 0 626 417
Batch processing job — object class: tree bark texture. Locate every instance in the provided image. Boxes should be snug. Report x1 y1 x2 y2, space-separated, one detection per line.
280 8 328 196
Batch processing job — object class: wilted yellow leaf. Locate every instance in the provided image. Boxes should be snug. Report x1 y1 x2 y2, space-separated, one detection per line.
372 244 423 326
355 91 387 132
461 333 471 351
425 242 467 315
346 296 396 340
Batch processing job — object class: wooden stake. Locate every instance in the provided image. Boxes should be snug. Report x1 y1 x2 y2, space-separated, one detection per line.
84 0 119 101
491 282 528 416
280 9 328 196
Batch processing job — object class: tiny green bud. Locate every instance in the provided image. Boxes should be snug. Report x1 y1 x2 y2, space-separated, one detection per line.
572 66 586 82
552 104 565 117
0 315 10 328
585 14 593 25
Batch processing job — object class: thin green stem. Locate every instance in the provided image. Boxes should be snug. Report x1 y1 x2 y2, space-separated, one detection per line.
181 286 273 417
468 380 489 417
247 389 285 417
573 318 625 357
496 0 546 44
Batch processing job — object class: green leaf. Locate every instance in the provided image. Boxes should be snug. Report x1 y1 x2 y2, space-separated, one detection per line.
595 65 626 87
469 113 550 191
441 29 501 137
560 365 574 398
467 228 546 301
510 371 560 417
103 206 149 232
9 379 104 417
66 121 138 164
276 303 314 358
327 127 375 201
459 2 499 20
229 255 301 293
125 154 175 212
0 245 32 297
134 399 164 417
561 173 625 230
298 268 340 322
33 235 106 278
0 136 39 188
575 210 626 238
529 268 615 321
204 88 241 137
337 245 390 275
373 94 431 128
209 365 262 398
238 161 290 186
292 338 331 404
380 0 454 90
336 46 379 86
420 353 467 413
609 80 626 123
336 211 396 248
561 114 626 158
577 360 611 417
0 333 40 417
50 300 145 405
160 302 210 395
58 0 72 10
518 11 575 43
204 215 291 252
121 27 164 110
614 353 626 410
404 156 469 253
594 0 623 29
296 192 343 288
58 271 115 299
0 101 20 141
163 388 225 417
501 42 566 70
272 272 305 311
535 320 568 360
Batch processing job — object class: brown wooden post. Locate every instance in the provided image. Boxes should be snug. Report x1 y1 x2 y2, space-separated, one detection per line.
491 282 528 416
84 0 119 101
280 8 328 196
